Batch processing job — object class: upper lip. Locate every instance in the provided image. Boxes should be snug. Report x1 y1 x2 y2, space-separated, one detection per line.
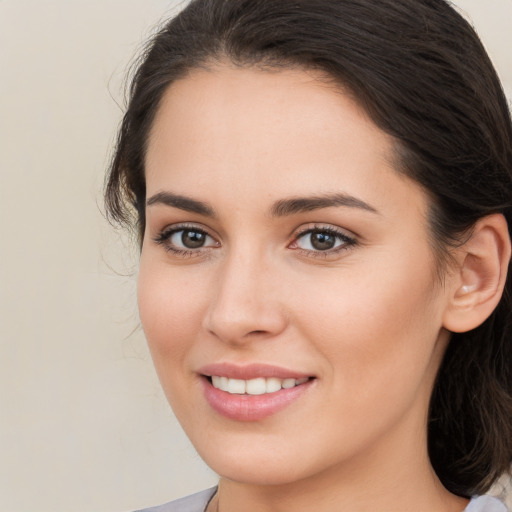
198 362 313 380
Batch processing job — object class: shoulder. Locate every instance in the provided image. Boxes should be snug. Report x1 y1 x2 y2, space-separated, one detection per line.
465 495 508 512
134 487 217 512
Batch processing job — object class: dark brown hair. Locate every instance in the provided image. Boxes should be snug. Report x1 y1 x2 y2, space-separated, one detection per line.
105 0 512 497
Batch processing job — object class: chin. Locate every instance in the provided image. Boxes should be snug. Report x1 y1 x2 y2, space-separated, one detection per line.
210 457 305 487
192 432 331 487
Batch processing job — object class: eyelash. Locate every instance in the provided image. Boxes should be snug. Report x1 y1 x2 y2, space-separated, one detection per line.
152 223 357 259
153 223 217 258
290 224 357 258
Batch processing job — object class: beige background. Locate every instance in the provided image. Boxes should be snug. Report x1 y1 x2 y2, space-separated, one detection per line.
0 1 510 511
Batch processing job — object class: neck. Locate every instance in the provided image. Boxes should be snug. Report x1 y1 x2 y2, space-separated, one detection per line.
212 414 469 512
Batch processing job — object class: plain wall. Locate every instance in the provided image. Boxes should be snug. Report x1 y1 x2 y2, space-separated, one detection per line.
0 1 510 510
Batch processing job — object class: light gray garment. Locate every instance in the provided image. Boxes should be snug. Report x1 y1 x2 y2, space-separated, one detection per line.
135 488 508 512
465 495 508 512
134 488 216 512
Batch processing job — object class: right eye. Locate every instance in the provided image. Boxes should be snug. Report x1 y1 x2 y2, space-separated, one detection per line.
154 225 219 256
170 229 212 249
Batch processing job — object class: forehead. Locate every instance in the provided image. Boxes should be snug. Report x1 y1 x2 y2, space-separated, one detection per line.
145 65 426 219
147 65 386 162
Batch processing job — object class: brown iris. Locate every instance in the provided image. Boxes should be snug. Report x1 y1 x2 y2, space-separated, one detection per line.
310 232 336 251
181 230 206 248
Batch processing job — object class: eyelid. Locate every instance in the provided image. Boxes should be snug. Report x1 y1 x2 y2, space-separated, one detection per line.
152 222 220 256
288 223 357 256
152 221 357 259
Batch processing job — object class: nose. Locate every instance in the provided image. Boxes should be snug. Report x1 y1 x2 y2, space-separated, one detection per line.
202 248 288 345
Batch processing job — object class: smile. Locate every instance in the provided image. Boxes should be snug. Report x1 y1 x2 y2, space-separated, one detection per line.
199 364 316 421
210 376 310 395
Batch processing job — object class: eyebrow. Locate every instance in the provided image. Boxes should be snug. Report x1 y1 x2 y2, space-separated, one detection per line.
146 191 378 217
270 193 379 217
146 191 216 217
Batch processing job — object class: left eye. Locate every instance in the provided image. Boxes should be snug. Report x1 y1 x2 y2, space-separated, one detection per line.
295 229 353 252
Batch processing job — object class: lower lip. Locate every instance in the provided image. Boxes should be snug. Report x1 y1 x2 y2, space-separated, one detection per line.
201 377 314 421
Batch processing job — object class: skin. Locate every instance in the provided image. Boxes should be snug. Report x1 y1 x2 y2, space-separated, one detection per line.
139 65 470 512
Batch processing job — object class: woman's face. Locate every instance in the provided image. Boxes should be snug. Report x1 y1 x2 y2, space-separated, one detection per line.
139 65 453 485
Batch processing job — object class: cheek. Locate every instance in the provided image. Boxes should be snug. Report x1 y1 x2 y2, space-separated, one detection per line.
137 258 206 362
293 251 443 402
137 258 213 422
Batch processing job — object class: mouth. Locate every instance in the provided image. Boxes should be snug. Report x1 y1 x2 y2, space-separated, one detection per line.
206 375 312 395
198 363 316 421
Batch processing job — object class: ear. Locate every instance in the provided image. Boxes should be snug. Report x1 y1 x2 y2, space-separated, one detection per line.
443 214 511 333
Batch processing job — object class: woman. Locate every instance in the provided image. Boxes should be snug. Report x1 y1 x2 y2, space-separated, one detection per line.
105 0 512 510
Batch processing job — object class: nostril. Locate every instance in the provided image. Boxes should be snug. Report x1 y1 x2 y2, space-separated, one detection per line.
203 296 288 344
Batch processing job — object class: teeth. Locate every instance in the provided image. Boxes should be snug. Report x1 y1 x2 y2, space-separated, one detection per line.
227 378 246 394
210 376 310 395
282 378 296 389
265 377 282 393
246 378 266 395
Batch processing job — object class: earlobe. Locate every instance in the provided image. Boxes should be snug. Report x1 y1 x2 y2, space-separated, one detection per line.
443 214 511 333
